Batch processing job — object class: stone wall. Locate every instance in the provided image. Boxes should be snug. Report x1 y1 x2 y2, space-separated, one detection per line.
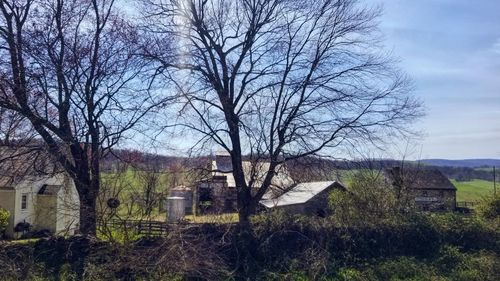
412 189 456 211
197 176 237 213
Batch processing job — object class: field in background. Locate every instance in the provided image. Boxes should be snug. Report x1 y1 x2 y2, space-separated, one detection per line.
451 179 496 202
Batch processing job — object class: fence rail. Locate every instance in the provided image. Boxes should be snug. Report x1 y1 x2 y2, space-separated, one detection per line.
456 201 476 209
105 219 169 236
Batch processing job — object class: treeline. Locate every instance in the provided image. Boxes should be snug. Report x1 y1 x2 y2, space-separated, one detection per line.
434 166 496 182
100 149 211 173
100 150 497 182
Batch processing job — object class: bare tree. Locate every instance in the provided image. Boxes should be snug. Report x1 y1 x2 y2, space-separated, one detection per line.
142 0 422 227
0 108 32 145
0 0 158 235
136 167 161 219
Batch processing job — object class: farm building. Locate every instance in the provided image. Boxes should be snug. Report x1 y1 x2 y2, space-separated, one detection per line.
196 151 344 216
0 148 80 238
384 167 457 211
259 181 346 216
196 151 294 213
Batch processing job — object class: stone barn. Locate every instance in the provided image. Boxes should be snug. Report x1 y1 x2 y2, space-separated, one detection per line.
196 151 294 213
384 167 457 211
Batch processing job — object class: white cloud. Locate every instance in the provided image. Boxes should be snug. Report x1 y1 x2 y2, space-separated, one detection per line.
493 38 500 55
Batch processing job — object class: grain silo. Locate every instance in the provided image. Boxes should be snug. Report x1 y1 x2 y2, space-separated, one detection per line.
169 185 193 214
166 196 185 222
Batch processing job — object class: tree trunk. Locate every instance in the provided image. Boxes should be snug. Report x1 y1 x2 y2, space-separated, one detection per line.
238 203 253 228
75 175 99 236
79 191 97 236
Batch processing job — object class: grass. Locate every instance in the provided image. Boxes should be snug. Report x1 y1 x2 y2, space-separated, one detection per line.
451 179 497 202
7 238 40 245
185 213 239 224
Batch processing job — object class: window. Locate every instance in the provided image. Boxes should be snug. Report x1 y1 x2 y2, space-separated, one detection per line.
21 194 28 210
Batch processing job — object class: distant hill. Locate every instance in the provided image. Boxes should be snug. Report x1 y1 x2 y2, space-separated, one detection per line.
420 159 500 168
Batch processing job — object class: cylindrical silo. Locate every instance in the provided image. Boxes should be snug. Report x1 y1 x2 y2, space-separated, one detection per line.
166 196 186 223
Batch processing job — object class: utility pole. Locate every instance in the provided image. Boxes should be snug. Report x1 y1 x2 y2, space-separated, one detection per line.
494 166 496 196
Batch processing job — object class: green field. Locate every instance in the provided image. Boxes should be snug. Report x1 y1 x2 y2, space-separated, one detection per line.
451 179 497 202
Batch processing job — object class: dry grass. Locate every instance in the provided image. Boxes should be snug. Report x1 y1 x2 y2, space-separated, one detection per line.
185 212 239 224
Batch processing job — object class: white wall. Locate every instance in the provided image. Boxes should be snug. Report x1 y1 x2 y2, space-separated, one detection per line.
2 173 80 238
55 175 80 235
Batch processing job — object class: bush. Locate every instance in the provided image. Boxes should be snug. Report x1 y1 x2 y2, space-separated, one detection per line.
0 208 9 236
0 210 498 280
328 171 413 226
476 195 500 220
347 249 500 281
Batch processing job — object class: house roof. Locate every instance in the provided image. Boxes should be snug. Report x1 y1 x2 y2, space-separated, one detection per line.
260 181 344 208
37 184 62 195
384 167 456 191
211 159 295 193
0 146 62 189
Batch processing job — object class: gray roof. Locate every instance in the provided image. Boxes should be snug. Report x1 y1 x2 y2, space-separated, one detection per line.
384 167 456 191
260 181 344 208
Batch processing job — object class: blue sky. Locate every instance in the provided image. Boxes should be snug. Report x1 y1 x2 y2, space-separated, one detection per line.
129 1 499 160
376 0 500 159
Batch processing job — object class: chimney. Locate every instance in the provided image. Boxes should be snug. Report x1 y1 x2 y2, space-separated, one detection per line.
215 151 232 172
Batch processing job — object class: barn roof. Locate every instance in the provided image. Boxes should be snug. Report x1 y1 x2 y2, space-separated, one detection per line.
384 167 456 191
260 181 345 208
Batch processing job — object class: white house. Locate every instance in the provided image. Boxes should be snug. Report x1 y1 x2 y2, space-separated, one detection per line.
0 148 80 238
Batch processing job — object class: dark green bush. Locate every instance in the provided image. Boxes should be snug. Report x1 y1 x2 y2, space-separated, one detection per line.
328 171 406 227
0 207 9 235
476 194 500 220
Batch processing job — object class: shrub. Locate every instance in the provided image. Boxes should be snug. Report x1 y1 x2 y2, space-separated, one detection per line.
370 256 438 280
335 268 370 281
476 194 500 220
0 207 9 235
449 250 500 281
328 171 412 226
348 250 500 281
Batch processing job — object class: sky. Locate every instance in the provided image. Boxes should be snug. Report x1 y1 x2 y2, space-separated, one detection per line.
375 0 500 159
128 1 499 160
